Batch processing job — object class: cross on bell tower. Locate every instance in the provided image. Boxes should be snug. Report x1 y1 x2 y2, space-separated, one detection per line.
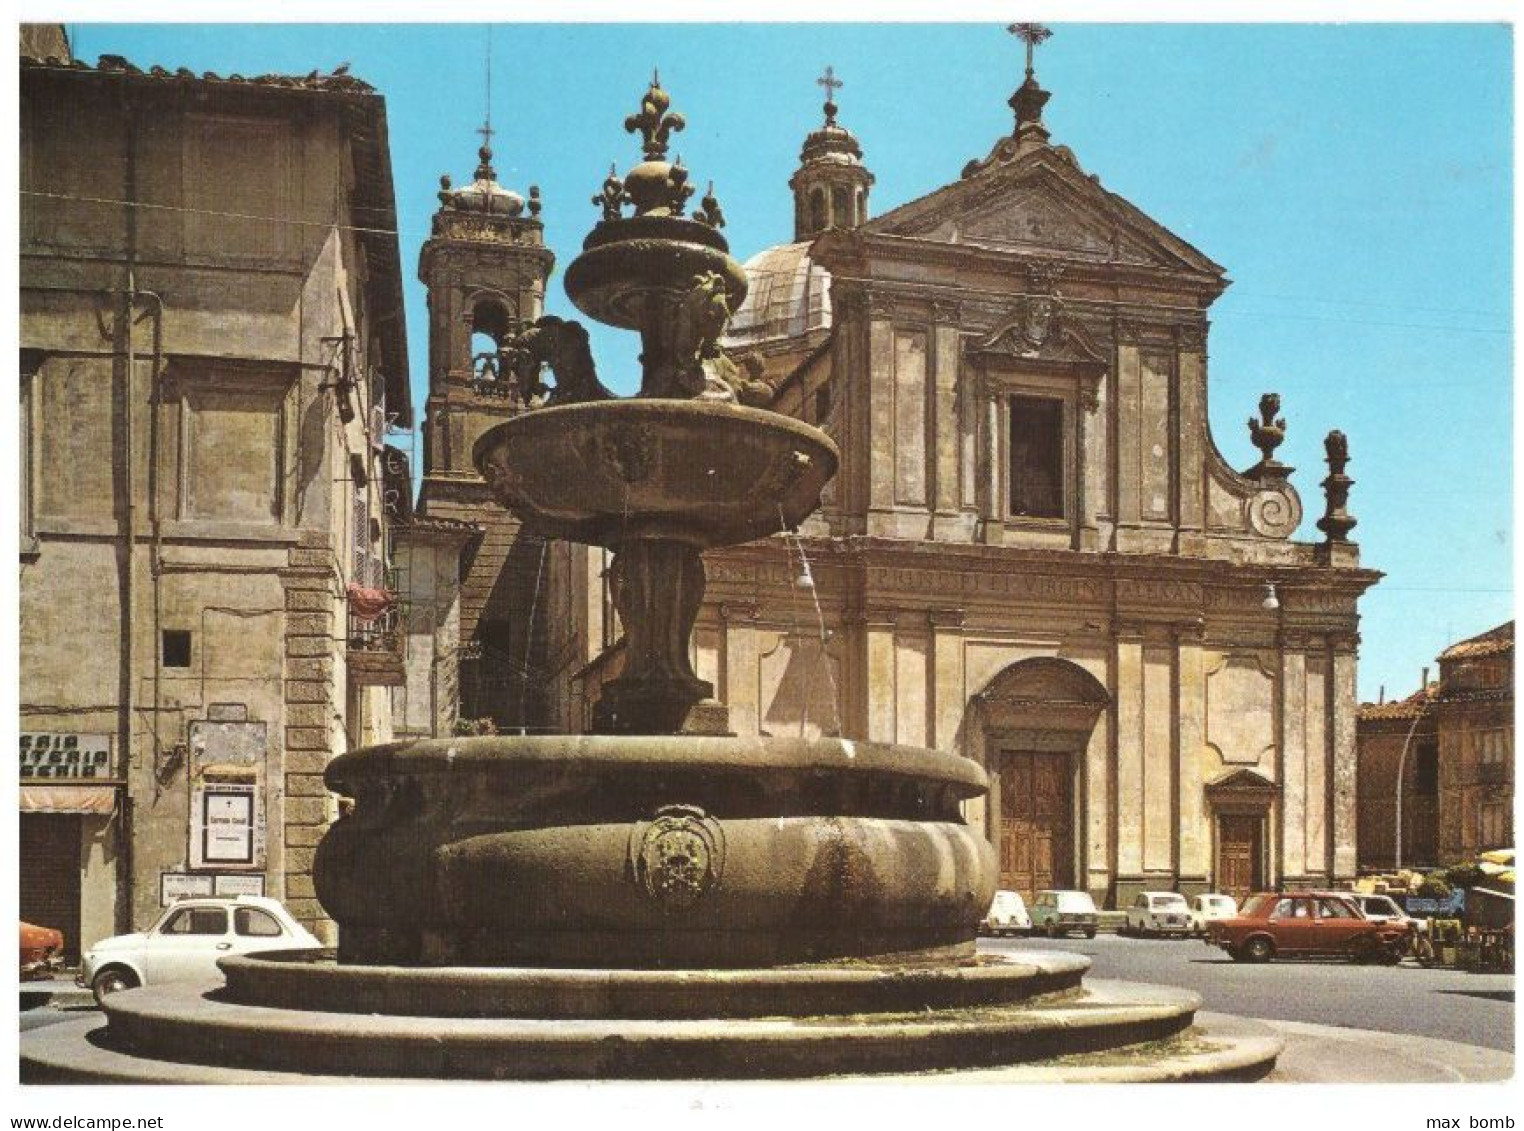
817 65 842 126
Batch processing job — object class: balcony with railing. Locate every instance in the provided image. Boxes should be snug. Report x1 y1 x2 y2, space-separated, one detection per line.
347 583 406 687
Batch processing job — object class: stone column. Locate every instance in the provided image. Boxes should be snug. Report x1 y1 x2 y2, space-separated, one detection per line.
863 609 898 744
720 602 760 738
1114 330 1142 527
1176 622 1208 888
1076 385 1100 551
1174 324 1207 552
931 302 962 540
1114 622 1145 880
1142 637 1173 874
977 380 1002 544
928 608 966 753
958 362 978 517
1329 631 1360 880
866 296 896 519
1279 633 1308 882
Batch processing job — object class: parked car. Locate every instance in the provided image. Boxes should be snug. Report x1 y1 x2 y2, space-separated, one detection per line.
1123 891 1192 937
20 921 65 980
1189 894 1239 937
1206 891 1409 964
1031 890 1098 939
77 896 321 1004
1351 893 1416 933
979 890 1032 937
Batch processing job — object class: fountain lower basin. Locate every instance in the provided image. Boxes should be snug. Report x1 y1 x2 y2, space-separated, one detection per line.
313 735 996 968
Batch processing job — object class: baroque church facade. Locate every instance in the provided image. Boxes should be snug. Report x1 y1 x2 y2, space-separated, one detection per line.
404 43 1380 910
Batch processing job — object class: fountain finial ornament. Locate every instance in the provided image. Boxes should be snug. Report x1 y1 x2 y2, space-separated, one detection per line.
625 72 686 160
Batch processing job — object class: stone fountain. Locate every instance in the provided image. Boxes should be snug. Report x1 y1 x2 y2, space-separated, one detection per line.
21 78 1281 1084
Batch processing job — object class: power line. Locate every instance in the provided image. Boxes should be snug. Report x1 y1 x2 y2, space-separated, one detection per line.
20 190 398 237
21 189 1509 338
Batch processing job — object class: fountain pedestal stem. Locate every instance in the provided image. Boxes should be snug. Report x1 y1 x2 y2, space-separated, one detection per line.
594 537 714 734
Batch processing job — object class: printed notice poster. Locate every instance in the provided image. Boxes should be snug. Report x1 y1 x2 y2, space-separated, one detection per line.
214 873 266 898
202 787 255 865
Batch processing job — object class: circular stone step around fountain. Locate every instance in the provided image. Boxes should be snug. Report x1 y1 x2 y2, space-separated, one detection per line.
20 954 1282 1084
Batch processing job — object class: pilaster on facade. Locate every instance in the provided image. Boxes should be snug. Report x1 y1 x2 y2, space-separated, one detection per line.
278 548 344 939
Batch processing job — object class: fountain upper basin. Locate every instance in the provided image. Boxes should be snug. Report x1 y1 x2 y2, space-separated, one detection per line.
473 399 838 549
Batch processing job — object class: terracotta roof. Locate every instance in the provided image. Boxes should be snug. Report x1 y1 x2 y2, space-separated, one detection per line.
19 52 377 94
1439 620 1514 661
1358 683 1438 721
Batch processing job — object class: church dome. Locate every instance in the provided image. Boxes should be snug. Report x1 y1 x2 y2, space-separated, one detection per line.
724 241 832 347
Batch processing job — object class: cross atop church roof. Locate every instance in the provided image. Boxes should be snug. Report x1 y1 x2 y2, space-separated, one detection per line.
1007 21 1053 78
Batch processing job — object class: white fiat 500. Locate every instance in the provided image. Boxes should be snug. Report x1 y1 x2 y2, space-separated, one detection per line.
77 896 321 1004
979 890 1032 937
1123 891 1193 938
1189 893 1240 937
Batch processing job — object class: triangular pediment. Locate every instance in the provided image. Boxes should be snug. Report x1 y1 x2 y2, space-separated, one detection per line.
868 149 1224 278
1204 768 1280 796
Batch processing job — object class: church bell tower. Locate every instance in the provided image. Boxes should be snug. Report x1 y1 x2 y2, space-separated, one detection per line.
415 130 556 728
788 66 874 241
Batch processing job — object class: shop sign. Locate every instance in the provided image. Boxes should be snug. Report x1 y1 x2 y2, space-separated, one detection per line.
20 732 113 779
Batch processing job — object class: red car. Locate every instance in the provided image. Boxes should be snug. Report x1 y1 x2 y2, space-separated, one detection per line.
20 921 65 980
1207 892 1410 964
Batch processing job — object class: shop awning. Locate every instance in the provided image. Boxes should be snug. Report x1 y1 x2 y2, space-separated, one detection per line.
19 783 118 815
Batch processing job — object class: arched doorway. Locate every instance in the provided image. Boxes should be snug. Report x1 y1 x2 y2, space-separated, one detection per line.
968 658 1109 904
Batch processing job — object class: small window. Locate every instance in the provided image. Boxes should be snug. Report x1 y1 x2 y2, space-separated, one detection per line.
162 906 227 936
162 630 192 669
1414 742 1439 793
831 185 851 229
1318 899 1355 920
1008 396 1064 518
1270 899 1294 920
809 189 827 233
234 907 283 938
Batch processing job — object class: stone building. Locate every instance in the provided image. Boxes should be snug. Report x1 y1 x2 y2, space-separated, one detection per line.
19 31 410 948
1357 621 1514 872
546 46 1382 910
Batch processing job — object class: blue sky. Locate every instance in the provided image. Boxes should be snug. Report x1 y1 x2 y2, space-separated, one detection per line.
63 22 1513 705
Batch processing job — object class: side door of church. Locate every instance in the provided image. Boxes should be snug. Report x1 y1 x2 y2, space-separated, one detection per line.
997 751 1073 903
1216 815 1261 905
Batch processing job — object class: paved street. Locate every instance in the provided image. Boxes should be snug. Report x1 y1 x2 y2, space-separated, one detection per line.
982 933 1515 1053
